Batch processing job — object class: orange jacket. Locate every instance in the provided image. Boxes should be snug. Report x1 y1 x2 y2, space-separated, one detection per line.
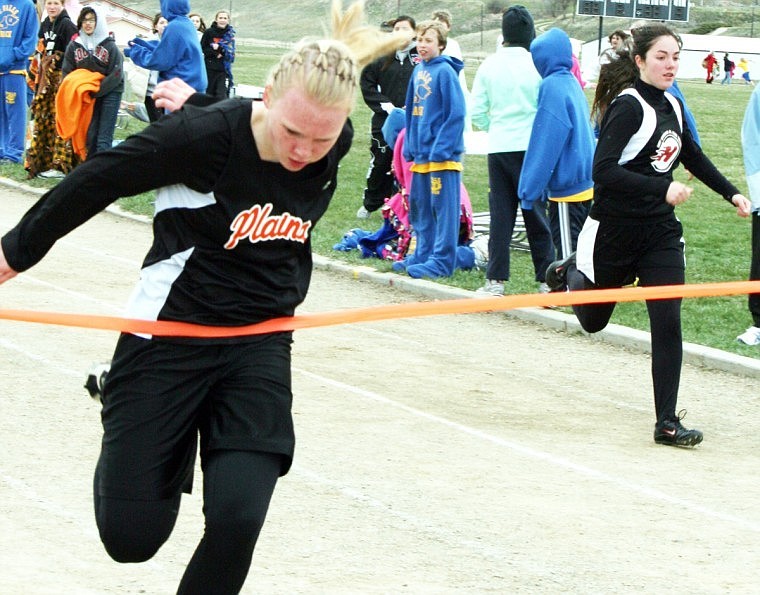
56 69 105 160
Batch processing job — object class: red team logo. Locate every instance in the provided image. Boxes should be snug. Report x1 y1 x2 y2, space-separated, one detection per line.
225 203 312 249
650 129 681 173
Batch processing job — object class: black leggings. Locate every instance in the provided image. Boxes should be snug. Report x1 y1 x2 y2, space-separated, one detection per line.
568 262 683 423
95 449 282 594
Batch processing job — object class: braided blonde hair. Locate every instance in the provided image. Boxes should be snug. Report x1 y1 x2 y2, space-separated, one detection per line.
266 0 409 111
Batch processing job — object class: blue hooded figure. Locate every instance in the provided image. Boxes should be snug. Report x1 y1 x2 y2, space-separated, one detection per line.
125 0 207 94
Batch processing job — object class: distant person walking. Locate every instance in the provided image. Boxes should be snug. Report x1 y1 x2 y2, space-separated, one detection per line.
201 10 235 98
702 51 718 84
737 57 754 86
721 52 734 85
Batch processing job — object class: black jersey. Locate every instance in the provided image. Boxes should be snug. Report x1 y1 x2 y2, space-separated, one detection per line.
2 98 353 335
591 79 738 223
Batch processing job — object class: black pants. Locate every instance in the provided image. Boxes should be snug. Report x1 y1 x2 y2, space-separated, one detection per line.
486 151 554 282
95 449 282 594
750 212 760 326
569 216 685 423
362 131 394 212
206 69 229 99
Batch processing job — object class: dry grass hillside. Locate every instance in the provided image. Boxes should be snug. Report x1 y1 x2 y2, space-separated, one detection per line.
131 0 760 53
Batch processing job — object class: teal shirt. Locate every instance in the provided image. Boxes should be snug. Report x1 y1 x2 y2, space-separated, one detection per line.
469 46 540 153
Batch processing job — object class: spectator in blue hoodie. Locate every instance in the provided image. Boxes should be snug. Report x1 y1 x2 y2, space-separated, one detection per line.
393 19 466 279
469 5 555 296
124 0 206 99
0 0 38 163
519 28 595 259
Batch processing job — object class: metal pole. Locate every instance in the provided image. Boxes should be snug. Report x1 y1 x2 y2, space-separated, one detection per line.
557 202 573 259
597 16 604 56
480 3 484 50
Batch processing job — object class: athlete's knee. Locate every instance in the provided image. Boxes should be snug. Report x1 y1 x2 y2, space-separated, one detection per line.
96 496 179 563
569 269 613 333
101 531 165 563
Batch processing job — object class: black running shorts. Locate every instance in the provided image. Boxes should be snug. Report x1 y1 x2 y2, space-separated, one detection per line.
95 332 295 500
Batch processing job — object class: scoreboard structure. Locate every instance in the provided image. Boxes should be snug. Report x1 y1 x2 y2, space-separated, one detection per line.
577 0 689 22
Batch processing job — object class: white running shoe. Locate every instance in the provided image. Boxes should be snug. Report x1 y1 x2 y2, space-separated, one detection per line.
475 279 504 297
356 205 370 219
737 326 760 346
38 169 65 179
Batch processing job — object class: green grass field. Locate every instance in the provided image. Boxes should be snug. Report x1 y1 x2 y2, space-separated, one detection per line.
1 45 757 359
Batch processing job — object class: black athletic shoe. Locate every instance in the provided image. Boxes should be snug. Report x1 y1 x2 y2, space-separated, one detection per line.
84 362 110 403
654 411 703 447
545 252 576 292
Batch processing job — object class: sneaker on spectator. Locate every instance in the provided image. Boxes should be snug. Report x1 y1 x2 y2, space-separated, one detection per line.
475 279 504 297
38 169 65 179
538 282 550 294
737 325 760 346
356 205 371 219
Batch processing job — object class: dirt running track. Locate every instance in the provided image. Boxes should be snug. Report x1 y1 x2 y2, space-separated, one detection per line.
1 187 758 594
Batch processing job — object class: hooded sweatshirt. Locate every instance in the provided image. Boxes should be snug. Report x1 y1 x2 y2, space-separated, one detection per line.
403 54 465 168
39 8 78 56
0 0 39 74
743 85 760 213
469 45 540 153
201 20 235 74
125 0 206 92
518 28 595 209
360 42 420 134
62 7 124 97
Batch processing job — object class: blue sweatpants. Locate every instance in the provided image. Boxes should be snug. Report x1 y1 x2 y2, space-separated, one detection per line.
406 168 461 278
0 73 29 163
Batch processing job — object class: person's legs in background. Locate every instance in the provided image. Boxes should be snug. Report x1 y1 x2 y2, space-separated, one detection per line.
0 74 29 163
360 132 394 217
88 90 123 157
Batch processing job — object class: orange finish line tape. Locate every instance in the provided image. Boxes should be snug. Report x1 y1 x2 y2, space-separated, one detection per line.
1 280 759 338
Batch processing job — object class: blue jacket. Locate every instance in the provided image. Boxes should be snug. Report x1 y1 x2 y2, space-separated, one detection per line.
403 55 465 167
667 80 701 147
125 0 206 92
743 84 760 213
0 0 38 73
518 28 595 209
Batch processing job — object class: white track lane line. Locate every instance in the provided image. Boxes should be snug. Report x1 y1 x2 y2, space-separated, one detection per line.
294 366 760 534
